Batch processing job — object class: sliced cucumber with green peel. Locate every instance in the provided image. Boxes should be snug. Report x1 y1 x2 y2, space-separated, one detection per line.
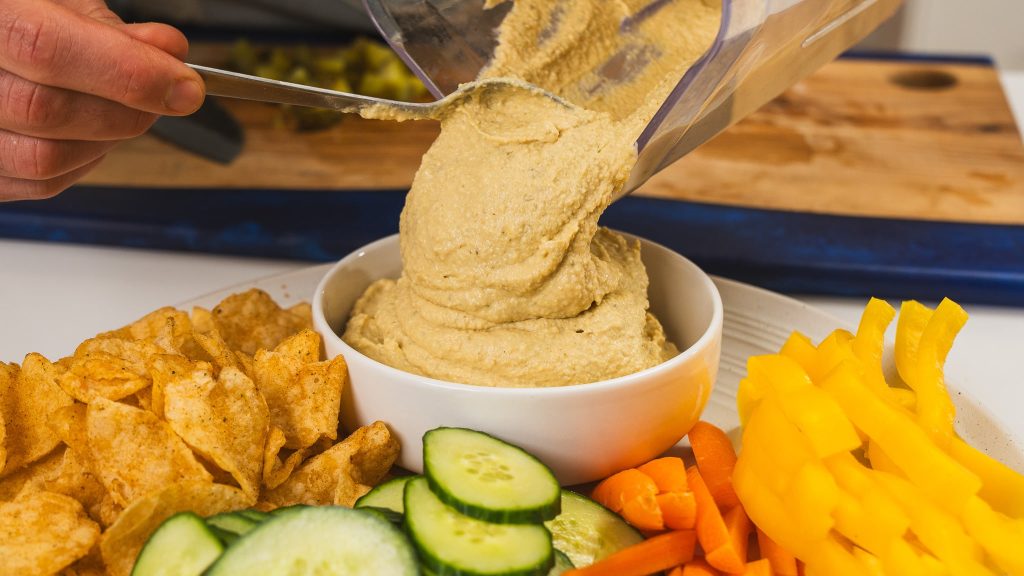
206 511 259 535
405 476 554 576
544 490 644 568
548 550 574 575
423 428 560 523
205 506 418 576
236 509 272 523
355 475 414 514
131 512 223 576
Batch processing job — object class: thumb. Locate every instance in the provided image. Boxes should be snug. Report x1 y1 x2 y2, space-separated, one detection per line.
121 22 191 62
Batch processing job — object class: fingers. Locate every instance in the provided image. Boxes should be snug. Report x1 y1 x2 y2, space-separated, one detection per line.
0 154 105 201
0 69 157 140
0 0 204 115
121 22 190 62
0 128 117 181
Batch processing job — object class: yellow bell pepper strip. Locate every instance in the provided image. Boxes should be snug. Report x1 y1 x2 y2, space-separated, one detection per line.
743 394 817 496
896 300 933 385
949 436 1024 518
801 536 863 576
907 298 966 447
776 385 861 458
733 454 808 559
852 297 901 400
889 387 917 411
811 329 855 381
852 547 886 576
780 331 817 375
820 365 982 516
963 495 1024 576
872 470 993 576
736 376 762 428
866 439 906 477
782 463 838 544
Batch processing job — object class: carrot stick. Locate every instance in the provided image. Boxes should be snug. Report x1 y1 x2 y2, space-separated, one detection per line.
743 559 774 576
563 530 697 576
667 568 686 576
682 559 722 576
657 491 697 530
688 421 741 509
706 505 751 574
593 469 664 531
688 466 745 574
638 457 689 493
757 527 798 576
592 469 659 514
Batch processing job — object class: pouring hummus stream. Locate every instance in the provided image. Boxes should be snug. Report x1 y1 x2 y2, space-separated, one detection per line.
343 0 721 387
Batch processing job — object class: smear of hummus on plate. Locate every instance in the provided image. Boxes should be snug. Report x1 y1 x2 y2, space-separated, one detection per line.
343 0 720 387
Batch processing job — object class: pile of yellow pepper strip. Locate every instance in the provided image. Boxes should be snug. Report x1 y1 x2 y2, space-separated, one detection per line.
734 297 1024 576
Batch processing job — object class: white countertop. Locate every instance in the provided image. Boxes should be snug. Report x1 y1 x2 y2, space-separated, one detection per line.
2 70 1022 439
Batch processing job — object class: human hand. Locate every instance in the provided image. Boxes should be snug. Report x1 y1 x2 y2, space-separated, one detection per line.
1 0 204 200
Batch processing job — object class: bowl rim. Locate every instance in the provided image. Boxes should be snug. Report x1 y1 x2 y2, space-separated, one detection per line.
312 232 724 397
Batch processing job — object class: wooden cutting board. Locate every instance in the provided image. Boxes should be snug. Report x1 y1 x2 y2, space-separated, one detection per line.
82 57 1024 225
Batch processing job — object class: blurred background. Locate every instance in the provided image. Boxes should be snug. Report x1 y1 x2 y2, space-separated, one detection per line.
109 0 1024 70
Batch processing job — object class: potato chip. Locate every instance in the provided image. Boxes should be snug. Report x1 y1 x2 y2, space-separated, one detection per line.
263 421 399 508
210 289 312 355
1 354 73 476
101 307 210 362
0 362 11 473
0 491 100 575
57 338 164 403
146 354 195 419
253 330 346 449
163 364 269 499
262 426 307 490
288 301 313 325
134 387 153 412
43 449 107 521
86 397 212 507
190 306 216 334
193 329 248 376
0 446 64 501
100 481 250 576
60 545 106 576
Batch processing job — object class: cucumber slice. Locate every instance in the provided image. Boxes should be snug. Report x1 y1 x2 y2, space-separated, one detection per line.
206 512 259 536
355 476 414 514
423 428 560 523
544 490 644 568
360 506 404 525
132 512 223 576
405 476 553 576
205 506 418 575
236 510 272 523
548 550 574 576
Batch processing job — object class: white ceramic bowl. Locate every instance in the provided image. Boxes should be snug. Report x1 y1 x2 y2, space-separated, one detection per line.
312 233 723 485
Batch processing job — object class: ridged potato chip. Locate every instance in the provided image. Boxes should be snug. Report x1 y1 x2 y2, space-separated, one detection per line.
163 363 269 499
57 338 164 403
261 426 307 490
0 491 100 576
100 481 250 576
1 354 73 476
263 421 399 507
210 289 312 355
86 397 212 507
253 330 346 449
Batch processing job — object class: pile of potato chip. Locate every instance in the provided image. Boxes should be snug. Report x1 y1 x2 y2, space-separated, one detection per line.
0 289 400 576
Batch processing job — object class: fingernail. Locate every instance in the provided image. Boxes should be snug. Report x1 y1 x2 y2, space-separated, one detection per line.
164 79 203 113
